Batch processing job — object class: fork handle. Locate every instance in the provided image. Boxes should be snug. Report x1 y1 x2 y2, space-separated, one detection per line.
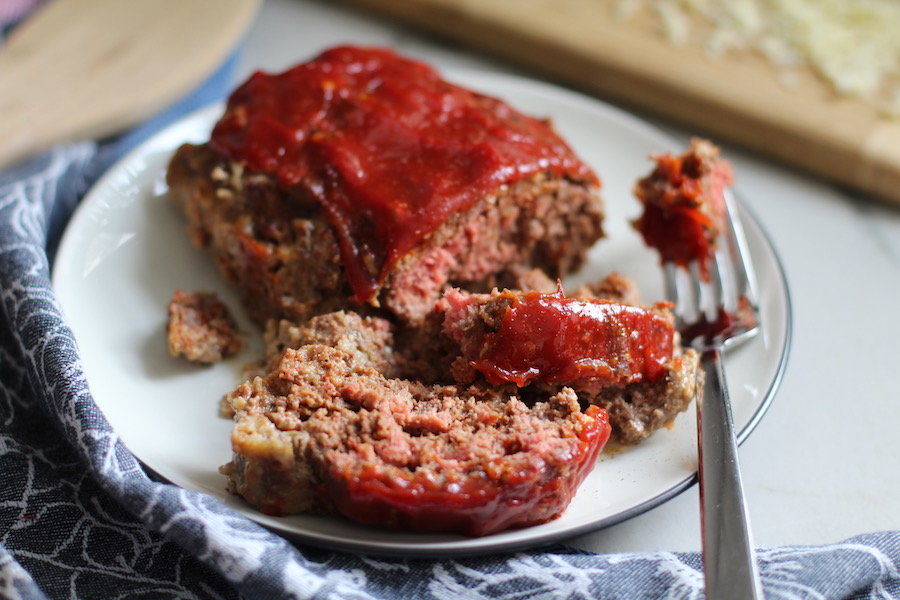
698 348 765 599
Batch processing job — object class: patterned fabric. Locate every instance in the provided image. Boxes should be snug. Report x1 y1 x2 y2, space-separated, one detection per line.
2 17 900 600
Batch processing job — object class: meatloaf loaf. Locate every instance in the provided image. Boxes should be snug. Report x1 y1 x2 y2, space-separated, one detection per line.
220 318 611 537
166 46 605 325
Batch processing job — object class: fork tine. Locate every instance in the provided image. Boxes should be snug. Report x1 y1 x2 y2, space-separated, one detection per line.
665 260 700 327
722 189 758 310
705 249 727 320
664 261 680 316
688 260 708 322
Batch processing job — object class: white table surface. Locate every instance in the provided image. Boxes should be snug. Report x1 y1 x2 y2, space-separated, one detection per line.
235 0 900 555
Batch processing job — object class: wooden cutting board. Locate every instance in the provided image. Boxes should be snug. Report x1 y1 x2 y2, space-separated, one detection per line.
0 0 261 169
342 0 900 205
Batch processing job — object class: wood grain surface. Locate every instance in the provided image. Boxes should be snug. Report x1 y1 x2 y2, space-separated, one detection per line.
343 0 900 204
0 0 261 169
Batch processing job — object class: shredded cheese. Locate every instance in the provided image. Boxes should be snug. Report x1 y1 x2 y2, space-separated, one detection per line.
620 0 900 117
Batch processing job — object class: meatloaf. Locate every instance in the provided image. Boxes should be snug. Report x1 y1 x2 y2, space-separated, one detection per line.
439 286 699 445
220 279 698 534
166 46 605 326
166 290 242 364
631 138 734 280
220 331 611 537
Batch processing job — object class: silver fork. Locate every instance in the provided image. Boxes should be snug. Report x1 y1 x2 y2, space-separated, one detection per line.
664 190 764 599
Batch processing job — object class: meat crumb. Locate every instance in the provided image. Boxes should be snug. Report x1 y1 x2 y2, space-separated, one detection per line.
167 290 242 364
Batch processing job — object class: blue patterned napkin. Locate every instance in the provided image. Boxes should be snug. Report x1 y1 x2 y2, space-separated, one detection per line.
3 13 900 600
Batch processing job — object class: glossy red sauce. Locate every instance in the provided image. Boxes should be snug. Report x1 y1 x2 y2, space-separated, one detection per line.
680 296 755 346
469 289 674 387
209 46 598 303
632 144 732 280
323 405 610 537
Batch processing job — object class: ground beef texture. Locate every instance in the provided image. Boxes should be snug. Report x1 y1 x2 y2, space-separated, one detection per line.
221 342 610 537
166 290 241 364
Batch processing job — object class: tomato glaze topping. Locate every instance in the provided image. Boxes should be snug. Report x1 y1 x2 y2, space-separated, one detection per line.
209 46 599 303
632 140 733 280
469 288 675 387
324 405 610 537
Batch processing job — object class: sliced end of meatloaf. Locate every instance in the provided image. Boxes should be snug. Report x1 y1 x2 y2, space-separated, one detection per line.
221 342 611 537
439 285 700 446
167 144 348 326
167 143 604 325
590 350 699 445
167 46 605 327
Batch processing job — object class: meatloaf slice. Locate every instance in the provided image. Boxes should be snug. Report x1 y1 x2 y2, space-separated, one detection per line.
166 46 604 326
220 343 611 537
236 276 699 449
440 287 700 445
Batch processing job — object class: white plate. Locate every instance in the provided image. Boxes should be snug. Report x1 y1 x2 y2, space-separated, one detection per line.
53 71 791 557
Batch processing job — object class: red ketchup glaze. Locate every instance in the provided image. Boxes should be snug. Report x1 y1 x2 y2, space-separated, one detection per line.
680 296 755 347
323 405 611 537
209 46 599 304
470 289 674 388
632 143 732 280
